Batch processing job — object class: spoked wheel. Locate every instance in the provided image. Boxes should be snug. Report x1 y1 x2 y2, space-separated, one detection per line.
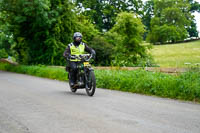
68 74 77 93
85 70 96 96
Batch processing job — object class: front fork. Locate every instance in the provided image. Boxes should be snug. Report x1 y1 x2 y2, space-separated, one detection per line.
84 67 93 89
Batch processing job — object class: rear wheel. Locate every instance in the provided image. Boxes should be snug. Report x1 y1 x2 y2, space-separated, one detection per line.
85 70 96 96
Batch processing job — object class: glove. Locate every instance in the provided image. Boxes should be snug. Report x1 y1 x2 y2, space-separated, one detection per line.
66 55 75 60
69 55 78 59
91 49 96 59
91 53 95 59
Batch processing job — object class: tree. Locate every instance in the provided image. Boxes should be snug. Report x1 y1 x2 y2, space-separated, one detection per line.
0 49 8 58
73 0 144 31
144 0 200 41
109 12 150 66
0 9 15 56
142 0 154 39
0 0 98 65
147 0 192 44
0 0 75 64
189 0 200 13
89 35 114 66
187 0 200 37
75 15 99 44
187 21 199 38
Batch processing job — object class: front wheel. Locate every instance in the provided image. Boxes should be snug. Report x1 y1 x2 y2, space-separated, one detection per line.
85 70 96 96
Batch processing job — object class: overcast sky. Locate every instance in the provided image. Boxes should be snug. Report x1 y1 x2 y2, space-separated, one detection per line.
142 0 200 35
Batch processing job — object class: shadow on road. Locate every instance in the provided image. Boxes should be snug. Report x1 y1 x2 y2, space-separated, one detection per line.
55 90 89 97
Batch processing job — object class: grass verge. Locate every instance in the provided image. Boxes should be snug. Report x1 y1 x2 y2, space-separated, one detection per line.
95 69 200 102
0 62 200 102
0 63 68 81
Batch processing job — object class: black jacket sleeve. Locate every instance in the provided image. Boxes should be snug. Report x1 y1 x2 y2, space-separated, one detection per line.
63 45 71 58
85 44 96 57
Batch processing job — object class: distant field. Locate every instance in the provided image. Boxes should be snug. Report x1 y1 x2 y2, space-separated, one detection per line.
150 40 200 67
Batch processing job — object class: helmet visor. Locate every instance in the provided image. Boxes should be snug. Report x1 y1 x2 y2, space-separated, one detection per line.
75 36 82 42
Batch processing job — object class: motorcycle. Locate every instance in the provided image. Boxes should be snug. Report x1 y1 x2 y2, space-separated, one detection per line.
68 54 96 96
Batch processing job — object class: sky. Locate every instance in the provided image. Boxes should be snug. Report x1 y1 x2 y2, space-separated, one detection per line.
142 0 200 36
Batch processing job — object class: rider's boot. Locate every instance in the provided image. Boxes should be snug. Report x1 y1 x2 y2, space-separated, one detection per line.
69 71 76 87
70 80 75 87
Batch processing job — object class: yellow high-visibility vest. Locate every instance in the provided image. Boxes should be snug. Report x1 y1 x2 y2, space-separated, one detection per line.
69 42 85 61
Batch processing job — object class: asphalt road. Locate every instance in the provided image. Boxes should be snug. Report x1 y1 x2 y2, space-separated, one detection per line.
0 70 200 133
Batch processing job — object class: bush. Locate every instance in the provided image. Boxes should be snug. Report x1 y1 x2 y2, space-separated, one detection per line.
89 35 114 66
108 12 151 66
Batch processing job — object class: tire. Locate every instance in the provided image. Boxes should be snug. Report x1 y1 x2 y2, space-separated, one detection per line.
70 85 77 93
68 73 77 93
85 70 96 96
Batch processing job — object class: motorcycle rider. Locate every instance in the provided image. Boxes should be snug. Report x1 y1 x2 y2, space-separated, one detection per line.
63 32 96 87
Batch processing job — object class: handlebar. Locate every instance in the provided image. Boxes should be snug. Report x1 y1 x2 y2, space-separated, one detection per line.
70 54 92 62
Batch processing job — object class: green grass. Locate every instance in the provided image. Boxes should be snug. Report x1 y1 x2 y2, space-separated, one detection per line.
150 40 200 67
1 62 200 102
0 63 68 81
95 69 200 102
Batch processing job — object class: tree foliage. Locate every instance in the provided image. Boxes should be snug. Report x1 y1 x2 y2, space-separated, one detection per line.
0 48 8 58
89 35 114 66
75 15 99 44
144 0 200 41
1 0 198 66
142 0 154 37
0 0 98 65
0 11 14 56
189 0 200 13
74 0 144 31
147 0 193 44
109 12 150 66
187 0 200 37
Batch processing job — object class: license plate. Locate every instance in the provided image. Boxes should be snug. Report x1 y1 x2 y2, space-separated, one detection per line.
84 62 90 66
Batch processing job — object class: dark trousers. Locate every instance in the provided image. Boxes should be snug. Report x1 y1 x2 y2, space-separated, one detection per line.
69 61 78 83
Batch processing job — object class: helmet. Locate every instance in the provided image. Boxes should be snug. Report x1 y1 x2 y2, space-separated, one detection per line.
73 32 82 43
73 32 82 38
